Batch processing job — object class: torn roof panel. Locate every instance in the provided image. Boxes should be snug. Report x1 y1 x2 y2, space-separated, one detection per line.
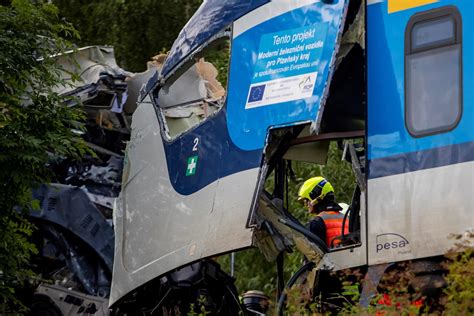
161 0 269 78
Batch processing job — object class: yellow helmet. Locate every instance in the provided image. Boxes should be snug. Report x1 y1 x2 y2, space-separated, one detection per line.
298 176 334 206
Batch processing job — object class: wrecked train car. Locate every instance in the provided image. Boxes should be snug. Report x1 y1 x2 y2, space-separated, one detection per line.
29 46 158 315
111 0 473 313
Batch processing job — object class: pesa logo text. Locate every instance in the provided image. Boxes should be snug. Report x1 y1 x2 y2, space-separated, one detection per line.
375 233 410 253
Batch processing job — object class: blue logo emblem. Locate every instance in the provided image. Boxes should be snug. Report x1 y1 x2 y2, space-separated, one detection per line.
248 85 266 103
299 76 314 92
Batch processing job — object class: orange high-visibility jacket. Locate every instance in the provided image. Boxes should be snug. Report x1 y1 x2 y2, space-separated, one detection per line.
318 211 349 247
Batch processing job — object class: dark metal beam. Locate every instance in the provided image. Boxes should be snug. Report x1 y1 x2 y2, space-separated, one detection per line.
290 130 364 146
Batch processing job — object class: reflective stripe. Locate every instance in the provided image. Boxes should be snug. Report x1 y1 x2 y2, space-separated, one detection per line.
319 212 344 220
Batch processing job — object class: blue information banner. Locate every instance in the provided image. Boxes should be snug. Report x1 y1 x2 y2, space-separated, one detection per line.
226 1 346 151
246 23 329 109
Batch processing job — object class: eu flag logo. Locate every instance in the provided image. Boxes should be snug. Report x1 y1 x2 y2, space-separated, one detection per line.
248 85 266 103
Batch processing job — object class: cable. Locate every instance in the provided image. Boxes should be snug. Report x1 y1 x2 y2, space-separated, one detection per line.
276 261 316 316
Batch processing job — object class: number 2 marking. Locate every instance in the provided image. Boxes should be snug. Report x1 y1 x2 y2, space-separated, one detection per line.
193 137 199 151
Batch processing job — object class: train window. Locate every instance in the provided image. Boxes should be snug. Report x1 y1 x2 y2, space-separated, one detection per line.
155 38 229 140
405 6 462 137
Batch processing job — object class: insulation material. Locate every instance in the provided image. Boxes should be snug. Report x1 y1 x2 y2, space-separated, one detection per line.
148 53 167 69
163 105 205 118
195 58 226 100
157 64 207 108
255 196 325 264
159 58 226 138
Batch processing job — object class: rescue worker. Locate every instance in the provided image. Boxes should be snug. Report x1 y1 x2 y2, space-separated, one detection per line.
297 176 348 248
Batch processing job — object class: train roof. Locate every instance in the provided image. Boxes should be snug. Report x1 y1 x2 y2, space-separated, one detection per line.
161 0 269 78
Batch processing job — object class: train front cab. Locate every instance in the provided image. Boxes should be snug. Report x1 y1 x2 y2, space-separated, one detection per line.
109 0 473 310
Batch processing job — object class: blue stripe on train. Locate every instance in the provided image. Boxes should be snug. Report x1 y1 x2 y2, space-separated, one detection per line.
161 108 263 196
368 140 474 179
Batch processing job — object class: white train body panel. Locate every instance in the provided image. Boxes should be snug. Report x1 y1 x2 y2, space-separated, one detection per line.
367 161 474 265
110 99 257 304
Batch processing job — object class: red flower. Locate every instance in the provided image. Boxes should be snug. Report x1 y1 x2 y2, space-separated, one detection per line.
412 298 424 307
377 293 392 306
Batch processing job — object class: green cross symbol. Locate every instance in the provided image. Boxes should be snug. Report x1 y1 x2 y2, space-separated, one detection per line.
186 155 198 176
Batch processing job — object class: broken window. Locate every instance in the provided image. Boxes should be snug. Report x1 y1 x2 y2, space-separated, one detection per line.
156 39 229 139
405 6 462 137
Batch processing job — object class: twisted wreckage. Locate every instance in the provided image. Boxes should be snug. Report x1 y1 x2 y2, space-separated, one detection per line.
29 46 151 314
30 45 246 315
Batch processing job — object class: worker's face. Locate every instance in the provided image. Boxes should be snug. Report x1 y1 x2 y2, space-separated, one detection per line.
308 202 317 214
301 198 315 214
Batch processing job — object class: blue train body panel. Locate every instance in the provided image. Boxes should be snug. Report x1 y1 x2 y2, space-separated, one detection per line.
161 109 262 195
226 2 346 151
368 0 474 179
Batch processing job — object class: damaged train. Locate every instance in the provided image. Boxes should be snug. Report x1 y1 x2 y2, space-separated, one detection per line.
108 0 474 314
28 46 249 315
28 0 474 314
28 46 157 315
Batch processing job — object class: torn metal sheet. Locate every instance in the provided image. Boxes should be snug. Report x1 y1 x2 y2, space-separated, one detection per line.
52 46 138 136
157 64 207 108
35 284 109 316
335 2 365 69
31 184 115 272
157 57 226 139
53 46 132 97
28 45 143 313
255 194 326 264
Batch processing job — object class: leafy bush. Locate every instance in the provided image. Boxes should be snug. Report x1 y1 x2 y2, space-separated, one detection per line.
0 0 87 311
443 231 474 315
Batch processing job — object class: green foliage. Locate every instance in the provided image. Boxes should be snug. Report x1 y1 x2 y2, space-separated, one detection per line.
283 285 318 315
0 0 87 311
0 215 38 314
219 249 279 297
53 0 202 71
277 266 423 315
188 295 212 316
291 142 356 206
443 232 474 315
